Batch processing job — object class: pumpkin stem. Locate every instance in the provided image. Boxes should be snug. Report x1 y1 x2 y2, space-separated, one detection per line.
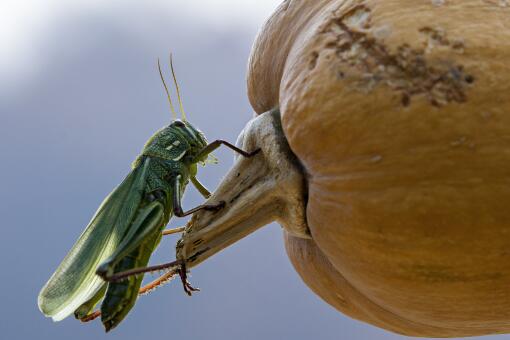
176 109 310 269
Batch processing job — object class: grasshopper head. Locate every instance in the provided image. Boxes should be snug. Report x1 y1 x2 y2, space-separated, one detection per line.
169 119 209 162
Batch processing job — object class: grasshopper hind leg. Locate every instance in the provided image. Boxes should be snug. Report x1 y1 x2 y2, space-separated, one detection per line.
101 234 161 332
76 270 178 325
177 262 200 296
98 198 167 331
101 259 199 296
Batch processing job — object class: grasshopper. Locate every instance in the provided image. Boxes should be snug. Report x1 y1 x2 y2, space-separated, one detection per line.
37 56 260 332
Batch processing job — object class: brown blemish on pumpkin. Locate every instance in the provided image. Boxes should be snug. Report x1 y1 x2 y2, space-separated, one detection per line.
419 26 465 53
420 26 450 46
318 5 474 107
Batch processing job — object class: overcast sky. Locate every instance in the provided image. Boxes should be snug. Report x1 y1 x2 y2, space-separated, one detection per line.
0 0 280 94
1 1 508 340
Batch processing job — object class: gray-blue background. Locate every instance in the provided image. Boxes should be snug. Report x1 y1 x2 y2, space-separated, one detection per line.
0 2 505 339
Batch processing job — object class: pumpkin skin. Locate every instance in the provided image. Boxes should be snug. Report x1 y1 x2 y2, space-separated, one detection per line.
247 0 510 337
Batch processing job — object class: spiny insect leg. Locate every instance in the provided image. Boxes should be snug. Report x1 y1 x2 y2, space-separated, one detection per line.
103 259 199 296
139 270 177 295
103 259 182 282
177 262 200 296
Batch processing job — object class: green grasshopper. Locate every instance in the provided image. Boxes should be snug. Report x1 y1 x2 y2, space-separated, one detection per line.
37 56 260 332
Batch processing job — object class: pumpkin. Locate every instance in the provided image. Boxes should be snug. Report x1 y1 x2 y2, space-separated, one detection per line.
246 0 510 337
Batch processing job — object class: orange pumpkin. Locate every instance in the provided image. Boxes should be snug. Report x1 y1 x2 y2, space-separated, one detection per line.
246 0 510 337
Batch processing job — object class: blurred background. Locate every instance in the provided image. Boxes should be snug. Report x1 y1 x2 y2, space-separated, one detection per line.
0 1 506 339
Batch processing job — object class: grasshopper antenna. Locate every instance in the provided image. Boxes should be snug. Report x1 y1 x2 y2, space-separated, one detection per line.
158 58 177 121
169 53 187 121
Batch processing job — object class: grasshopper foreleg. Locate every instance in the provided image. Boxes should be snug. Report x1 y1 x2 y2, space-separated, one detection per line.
192 140 260 162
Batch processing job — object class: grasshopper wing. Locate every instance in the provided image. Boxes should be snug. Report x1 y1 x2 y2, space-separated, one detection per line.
38 160 150 321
